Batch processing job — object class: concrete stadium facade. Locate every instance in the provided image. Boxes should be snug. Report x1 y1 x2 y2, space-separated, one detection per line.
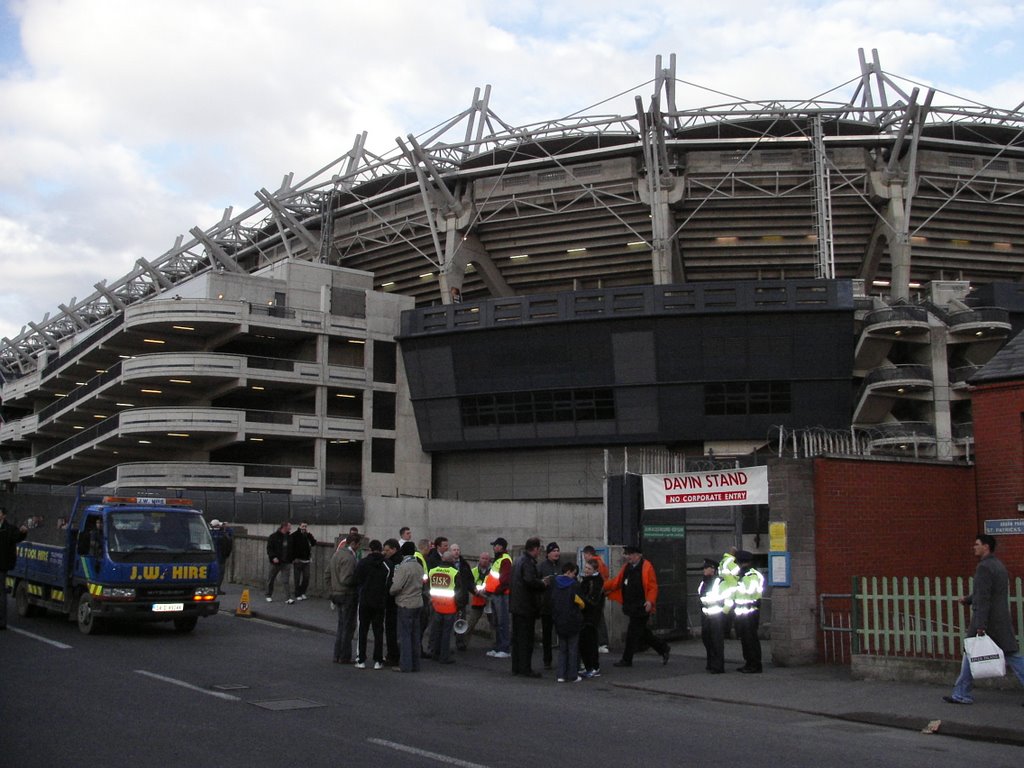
2 49 1024 514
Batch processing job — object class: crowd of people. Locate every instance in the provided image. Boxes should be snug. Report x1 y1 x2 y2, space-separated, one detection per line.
267 525 765 682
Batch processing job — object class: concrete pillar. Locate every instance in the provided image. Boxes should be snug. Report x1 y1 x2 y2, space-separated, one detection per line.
767 458 820 666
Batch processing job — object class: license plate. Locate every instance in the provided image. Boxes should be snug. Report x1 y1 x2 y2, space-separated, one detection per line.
152 603 184 613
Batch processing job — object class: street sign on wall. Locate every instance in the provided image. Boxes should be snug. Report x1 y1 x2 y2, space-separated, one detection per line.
984 518 1024 536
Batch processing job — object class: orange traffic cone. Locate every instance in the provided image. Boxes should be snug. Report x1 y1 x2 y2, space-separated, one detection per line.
236 588 252 617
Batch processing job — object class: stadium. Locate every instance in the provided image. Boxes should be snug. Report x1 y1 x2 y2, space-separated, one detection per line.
3 48 1024 651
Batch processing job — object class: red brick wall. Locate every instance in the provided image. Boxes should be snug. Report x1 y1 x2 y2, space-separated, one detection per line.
972 380 1024 573
813 458 977 595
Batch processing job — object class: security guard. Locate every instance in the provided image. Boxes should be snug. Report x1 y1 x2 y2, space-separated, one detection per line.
427 552 460 664
733 550 765 673
698 558 727 674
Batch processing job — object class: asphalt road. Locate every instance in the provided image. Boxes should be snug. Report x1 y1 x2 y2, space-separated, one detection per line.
2 609 1021 768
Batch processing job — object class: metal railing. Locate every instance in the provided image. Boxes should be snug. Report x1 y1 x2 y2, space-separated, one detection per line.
851 575 1024 660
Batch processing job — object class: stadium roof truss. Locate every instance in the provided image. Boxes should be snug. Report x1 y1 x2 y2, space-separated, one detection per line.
4 48 1024 380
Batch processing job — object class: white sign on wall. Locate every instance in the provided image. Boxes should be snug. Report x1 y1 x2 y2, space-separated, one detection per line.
642 466 769 510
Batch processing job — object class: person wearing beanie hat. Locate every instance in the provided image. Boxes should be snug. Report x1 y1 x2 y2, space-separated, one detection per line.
539 542 563 669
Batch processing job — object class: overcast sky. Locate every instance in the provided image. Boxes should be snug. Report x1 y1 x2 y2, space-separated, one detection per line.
1 0 1023 342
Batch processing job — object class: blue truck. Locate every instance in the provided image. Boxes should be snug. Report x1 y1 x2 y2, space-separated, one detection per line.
8 495 220 634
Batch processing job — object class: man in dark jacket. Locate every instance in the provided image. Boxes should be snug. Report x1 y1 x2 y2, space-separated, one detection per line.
354 539 389 669
209 520 233 595
538 542 563 669
944 534 1024 704
510 537 550 677
551 562 584 683
0 507 29 630
265 521 293 603
383 538 403 666
290 521 317 601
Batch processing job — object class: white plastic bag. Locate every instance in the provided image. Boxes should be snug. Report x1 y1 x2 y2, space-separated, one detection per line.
964 634 1005 679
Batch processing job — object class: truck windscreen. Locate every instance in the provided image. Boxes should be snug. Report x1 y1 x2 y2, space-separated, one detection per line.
107 511 215 555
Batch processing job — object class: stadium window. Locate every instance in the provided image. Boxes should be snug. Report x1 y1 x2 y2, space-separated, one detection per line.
460 388 616 427
705 381 791 416
371 438 396 473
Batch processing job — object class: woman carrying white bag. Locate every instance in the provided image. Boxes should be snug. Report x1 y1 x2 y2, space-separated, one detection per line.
943 534 1024 706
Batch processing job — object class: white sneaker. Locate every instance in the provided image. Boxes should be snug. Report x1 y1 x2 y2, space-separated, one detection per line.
354 662 365 669
286 598 295 604
598 645 609 654
492 651 511 659
298 595 307 601
265 597 273 602
374 661 384 670
486 650 497 657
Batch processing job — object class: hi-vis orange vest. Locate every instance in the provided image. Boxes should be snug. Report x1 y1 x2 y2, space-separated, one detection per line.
428 565 459 614
484 552 511 594
470 566 487 607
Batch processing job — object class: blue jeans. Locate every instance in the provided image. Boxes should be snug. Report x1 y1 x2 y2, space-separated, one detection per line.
557 632 580 681
490 593 510 653
397 605 422 672
951 649 1024 702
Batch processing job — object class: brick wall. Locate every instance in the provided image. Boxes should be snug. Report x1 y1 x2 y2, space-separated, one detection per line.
972 380 1024 572
813 457 977 596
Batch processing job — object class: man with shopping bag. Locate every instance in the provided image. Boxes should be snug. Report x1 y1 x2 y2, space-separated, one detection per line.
943 534 1024 705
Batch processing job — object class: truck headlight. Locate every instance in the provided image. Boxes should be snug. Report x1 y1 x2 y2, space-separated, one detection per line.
193 586 217 601
105 587 136 600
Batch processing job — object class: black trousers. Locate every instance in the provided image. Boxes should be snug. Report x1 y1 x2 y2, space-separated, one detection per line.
384 599 399 664
701 613 725 672
511 611 538 674
541 613 555 667
579 623 600 672
622 613 668 663
735 610 762 671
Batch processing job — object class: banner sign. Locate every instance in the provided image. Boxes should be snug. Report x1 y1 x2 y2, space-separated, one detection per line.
642 466 769 510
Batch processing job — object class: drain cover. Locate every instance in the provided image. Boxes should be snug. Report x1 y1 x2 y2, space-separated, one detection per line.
250 698 326 711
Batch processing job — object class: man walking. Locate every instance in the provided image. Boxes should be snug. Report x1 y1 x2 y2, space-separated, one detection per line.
605 545 671 667
944 533 1024 705
0 507 28 630
290 521 317 601
265 521 293 603
510 536 550 677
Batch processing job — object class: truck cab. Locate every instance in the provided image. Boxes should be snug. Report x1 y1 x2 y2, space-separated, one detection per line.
12 496 220 634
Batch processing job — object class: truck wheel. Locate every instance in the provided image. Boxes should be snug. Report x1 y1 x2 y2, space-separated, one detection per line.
15 581 38 618
173 616 198 633
76 594 103 635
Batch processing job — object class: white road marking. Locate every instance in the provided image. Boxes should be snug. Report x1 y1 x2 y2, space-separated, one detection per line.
7 627 73 649
367 738 492 768
134 669 241 701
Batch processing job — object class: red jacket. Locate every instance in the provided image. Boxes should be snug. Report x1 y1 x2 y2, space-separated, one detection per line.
604 558 658 612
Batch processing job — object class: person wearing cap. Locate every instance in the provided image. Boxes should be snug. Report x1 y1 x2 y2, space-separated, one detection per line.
733 550 765 673
538 541 563 670
605 545 671 667
484 537 512 659
698 558 727 674
209 519 233 595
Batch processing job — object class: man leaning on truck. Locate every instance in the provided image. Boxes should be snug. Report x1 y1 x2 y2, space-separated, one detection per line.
0 507 29 630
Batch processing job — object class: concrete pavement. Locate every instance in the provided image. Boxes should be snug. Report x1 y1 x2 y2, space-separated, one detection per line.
222 581 1024 747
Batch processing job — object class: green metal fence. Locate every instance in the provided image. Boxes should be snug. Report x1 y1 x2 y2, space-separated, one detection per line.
852 575 1024 659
